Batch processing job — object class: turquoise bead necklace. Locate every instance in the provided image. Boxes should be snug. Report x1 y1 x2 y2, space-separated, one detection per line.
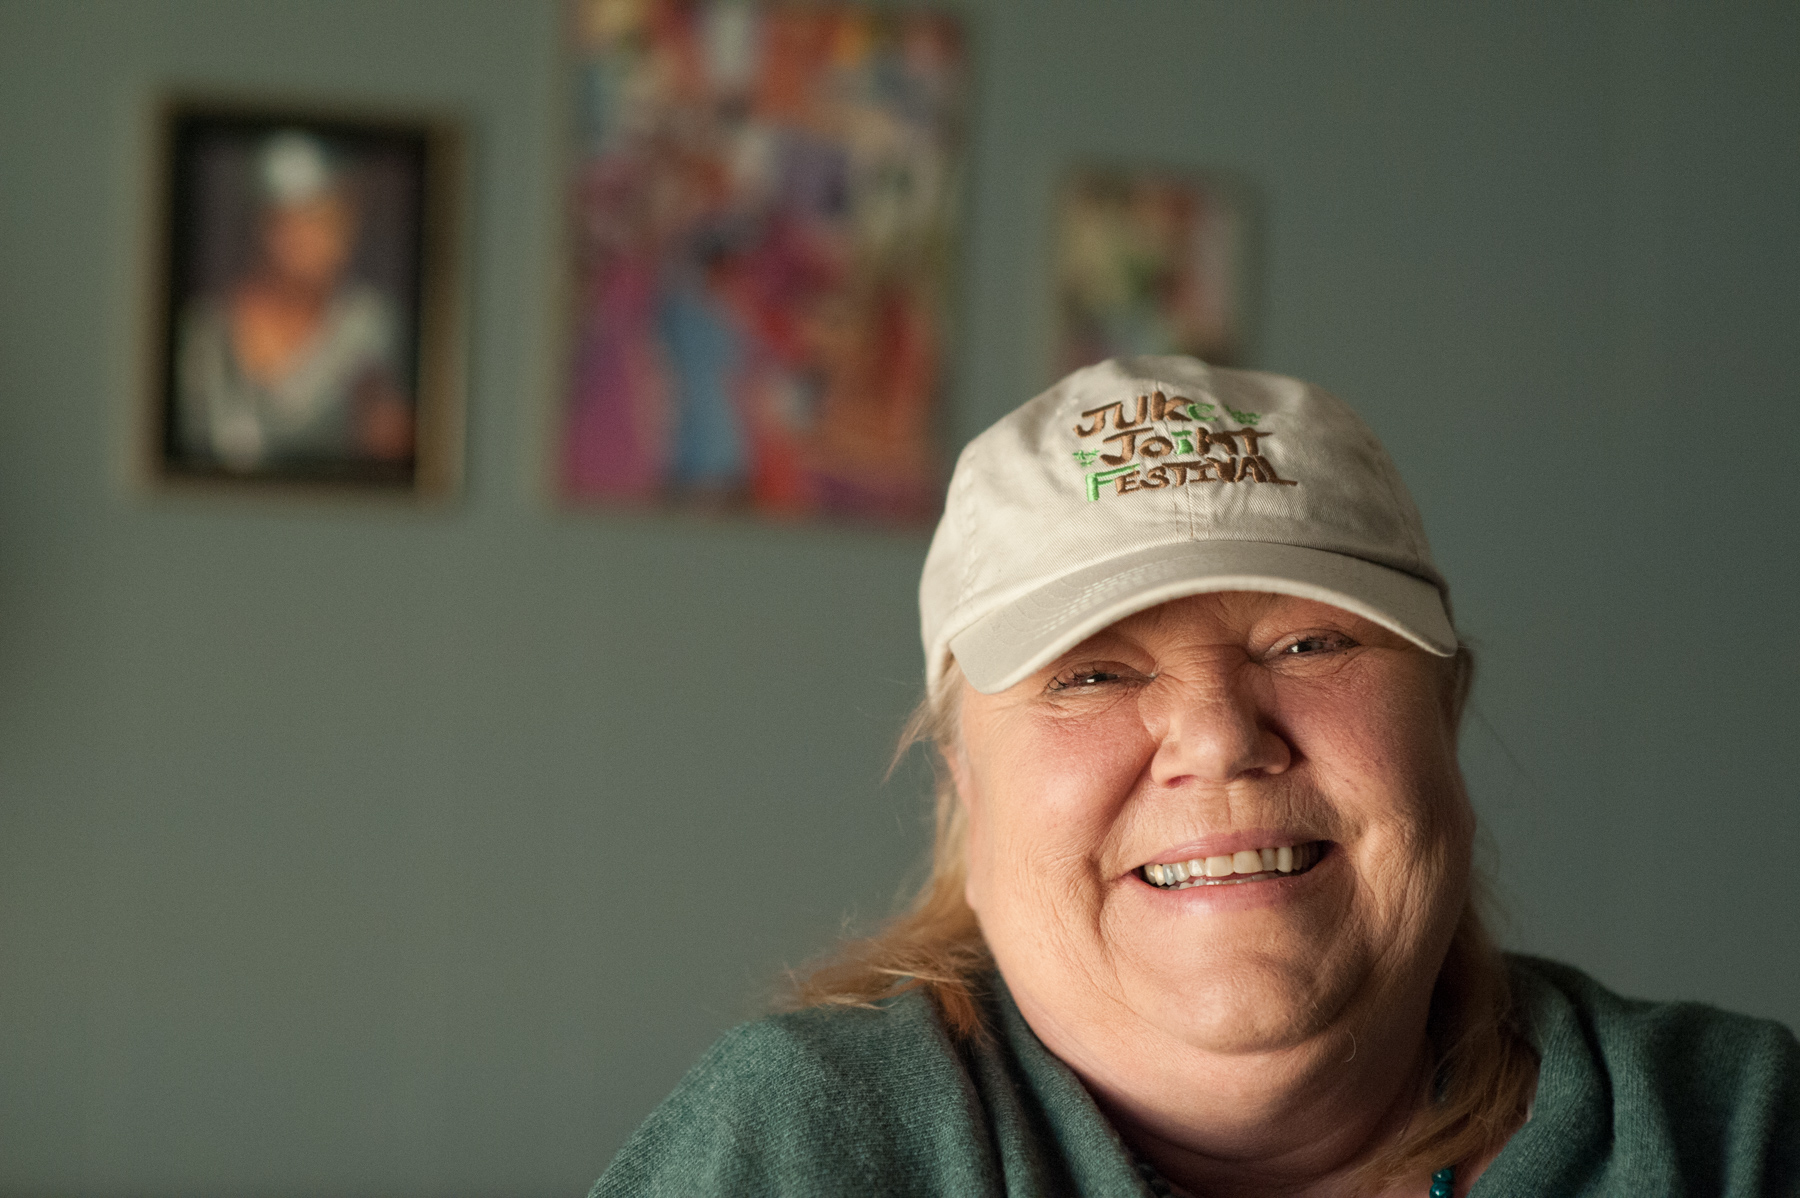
1429 1164 1457 1196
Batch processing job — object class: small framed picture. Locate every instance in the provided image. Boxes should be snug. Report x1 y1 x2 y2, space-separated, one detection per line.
1052 165 1258 375
145 98 464 496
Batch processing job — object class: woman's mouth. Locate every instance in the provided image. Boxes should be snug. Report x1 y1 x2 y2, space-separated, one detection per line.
1139 841 1329 889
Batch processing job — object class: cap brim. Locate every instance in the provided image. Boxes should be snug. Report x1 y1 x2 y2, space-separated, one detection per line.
946 540 1457 694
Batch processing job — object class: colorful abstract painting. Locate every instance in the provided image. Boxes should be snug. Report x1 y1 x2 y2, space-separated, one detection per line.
1053 168 1254 376
563 0 966 522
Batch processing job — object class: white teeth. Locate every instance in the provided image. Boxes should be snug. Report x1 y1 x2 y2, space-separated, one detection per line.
1143 842 1321 887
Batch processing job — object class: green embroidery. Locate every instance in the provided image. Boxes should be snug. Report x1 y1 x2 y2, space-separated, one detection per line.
1085 464 1138 501
1170 429 1196 455
1226 406 1260 423
1071 448 1100 467
1183 402 1216 420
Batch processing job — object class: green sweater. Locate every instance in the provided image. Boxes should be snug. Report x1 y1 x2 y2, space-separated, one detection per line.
594 956 1799 1196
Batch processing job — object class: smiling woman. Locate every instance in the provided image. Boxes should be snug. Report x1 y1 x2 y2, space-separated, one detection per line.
949 594 1503 1192
592 358 1800 1198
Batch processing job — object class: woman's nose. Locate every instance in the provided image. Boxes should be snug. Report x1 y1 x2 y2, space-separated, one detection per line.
1144 665 1291 786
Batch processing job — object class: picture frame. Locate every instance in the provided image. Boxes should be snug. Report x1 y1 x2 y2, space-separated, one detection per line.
556 0 969 525
143 97 465 497
1051 164 1259 376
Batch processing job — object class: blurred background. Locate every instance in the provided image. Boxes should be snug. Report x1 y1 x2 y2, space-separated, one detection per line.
1 1 1795 1194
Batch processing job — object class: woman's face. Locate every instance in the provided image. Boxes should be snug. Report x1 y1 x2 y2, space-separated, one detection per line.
263 192 355 291
954 591 1473 1059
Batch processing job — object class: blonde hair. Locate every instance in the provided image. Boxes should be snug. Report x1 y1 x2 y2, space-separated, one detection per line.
786 648 1537 1193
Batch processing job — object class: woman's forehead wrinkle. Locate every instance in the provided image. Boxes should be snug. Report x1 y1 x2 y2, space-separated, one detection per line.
1060 590 1340 672
1126 593 1241 640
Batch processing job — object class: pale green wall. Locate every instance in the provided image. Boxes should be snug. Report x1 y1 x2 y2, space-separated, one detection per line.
1 1 1794 1193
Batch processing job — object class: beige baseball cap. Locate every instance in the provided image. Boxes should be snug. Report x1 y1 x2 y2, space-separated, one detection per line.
920 355 1456 694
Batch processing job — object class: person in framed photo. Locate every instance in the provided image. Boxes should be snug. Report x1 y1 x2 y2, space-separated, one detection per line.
172 127 414 476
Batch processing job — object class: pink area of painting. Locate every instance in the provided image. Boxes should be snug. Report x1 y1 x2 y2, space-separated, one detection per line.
564 256 669 499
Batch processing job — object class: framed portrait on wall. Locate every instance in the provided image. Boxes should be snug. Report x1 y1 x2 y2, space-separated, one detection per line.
1052 165 1258 376
559 0 968 524
144 98 464 496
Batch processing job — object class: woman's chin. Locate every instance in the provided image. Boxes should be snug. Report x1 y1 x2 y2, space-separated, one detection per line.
1116 947 1367 1055
1101 874 1379 1055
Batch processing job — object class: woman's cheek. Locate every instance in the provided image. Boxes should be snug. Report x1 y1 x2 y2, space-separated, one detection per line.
1010 724 1141 835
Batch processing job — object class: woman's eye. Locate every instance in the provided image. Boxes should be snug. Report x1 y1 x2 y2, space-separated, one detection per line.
1277 632 1356 657
1046 665 1130 692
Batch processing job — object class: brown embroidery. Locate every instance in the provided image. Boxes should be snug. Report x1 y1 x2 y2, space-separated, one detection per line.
1100 428 1150 464
1074 403 1121 437
1101 427 1272 467
1151 391 1194 422
1192 457 1233 482
1167 459 1204 483
1077 392 1199 436
1183 427 1272 457
1243 454 1297 485
1075 405 1299 498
